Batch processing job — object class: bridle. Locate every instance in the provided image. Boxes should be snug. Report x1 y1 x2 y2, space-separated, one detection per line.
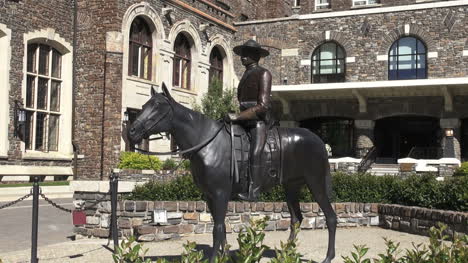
128 97 225 157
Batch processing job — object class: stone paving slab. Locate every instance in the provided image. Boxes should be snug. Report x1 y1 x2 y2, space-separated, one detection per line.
0 227 430 263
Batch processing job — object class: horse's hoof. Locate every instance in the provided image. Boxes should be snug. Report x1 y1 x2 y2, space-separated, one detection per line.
321 258 333 263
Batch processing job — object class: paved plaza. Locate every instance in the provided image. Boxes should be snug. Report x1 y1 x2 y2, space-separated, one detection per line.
0 227 430 263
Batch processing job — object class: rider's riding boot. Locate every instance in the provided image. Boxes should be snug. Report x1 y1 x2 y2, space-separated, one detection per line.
238 164 263 201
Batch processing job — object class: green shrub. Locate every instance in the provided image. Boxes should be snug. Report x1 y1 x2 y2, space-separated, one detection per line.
193 78 238 120
235 217 270 263
162 158 178 170
112 236 151 263
125 173 468 211
453 162 468 177
181 159 191 171
118 152 162 170
128 175 203 201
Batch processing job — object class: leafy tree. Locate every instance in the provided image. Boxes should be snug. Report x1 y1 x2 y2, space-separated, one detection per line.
194 78 238 120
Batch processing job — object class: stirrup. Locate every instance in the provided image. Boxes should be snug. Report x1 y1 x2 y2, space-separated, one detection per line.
238 185 260 201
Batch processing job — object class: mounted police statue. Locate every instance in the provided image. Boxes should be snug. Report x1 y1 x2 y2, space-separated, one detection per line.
225 39 272 201
125 39 337 263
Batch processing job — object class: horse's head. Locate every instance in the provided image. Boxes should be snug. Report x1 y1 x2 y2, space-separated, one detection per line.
126 83 175 145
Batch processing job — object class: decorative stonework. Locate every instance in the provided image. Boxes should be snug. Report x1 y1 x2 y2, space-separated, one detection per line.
443 10 456 32
378 23 437 55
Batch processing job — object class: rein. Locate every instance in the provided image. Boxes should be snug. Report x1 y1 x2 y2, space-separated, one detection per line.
134 122 225 157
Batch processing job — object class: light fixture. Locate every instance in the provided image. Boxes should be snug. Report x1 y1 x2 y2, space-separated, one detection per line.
123 110 129 125
14 100 26 139
445 128 454 137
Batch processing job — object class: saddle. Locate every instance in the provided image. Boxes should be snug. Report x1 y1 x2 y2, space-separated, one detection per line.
227 123 283 193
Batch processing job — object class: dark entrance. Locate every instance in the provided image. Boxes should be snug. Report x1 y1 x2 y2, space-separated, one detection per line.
374 116 441 163
300 117 354 158
462 118 468 161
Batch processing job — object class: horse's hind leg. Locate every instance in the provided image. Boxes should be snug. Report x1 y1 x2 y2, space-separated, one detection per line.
207 195 229 263
306 165 337 263
284 183 304 241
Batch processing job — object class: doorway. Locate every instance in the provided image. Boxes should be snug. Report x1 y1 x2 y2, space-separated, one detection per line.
300 117 354 158
374 116 441 163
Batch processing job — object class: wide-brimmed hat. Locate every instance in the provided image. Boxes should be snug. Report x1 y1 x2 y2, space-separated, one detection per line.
233 39 270 57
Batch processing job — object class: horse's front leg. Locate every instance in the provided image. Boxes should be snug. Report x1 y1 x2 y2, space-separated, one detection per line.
207 194 229 263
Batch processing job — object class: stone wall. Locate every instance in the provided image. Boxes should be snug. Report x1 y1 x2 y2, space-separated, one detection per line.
235 6 468 86
379 204 468 238
73 197 380 240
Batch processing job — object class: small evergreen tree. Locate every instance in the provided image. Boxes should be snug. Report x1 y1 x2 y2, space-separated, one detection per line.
194 78 238 120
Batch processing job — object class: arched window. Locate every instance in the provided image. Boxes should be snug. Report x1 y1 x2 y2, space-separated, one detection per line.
25 44 62 151
388 37 427 80
129 17 152 80
173 34 192 90
312 42 345 83
209 46 224 85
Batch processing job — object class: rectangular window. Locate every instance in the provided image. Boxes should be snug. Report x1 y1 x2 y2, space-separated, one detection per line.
294 0 301 7
353 0 380 6
316 0 330 10
25 44 62 152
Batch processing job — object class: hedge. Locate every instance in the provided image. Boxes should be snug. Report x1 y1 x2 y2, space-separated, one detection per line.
454 162 468 177
118 152 191 171
118 152 162 170
126 173 468 212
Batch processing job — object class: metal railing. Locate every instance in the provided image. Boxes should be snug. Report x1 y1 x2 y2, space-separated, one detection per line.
357 146 377 173
0 172 122 262
407 147 442 159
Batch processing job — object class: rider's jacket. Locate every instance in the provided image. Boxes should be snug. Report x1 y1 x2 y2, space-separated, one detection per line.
236 63 272 123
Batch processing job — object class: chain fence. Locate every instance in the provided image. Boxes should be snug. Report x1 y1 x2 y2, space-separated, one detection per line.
40 192 73 213
0 192 33 210
0 187 72 213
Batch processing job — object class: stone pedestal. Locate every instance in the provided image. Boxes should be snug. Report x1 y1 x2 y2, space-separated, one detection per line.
354 120 375 158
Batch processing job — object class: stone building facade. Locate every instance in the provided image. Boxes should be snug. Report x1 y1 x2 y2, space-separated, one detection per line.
1 0 467 182
234 0 468 173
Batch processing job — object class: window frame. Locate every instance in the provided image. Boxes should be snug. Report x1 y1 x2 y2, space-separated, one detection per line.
293 0 301 7
209 46 224 85
125 108 149 152
315 0 330 10
352 0 380 6
24 43 63 153
128 17 153 80
173 34 192 90
311 41 346 83
388 36 428 80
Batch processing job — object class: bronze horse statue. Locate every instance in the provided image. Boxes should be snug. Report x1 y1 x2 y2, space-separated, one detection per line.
126 83 337 263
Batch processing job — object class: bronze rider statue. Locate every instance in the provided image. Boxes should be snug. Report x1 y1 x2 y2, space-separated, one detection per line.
226 39 272 201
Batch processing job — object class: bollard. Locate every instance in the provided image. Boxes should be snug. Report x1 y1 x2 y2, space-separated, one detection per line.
109 170 119 251
31 176 40 263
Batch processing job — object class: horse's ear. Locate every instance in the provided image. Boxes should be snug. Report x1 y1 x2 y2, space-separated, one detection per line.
161 82 174 101
151 86 157 97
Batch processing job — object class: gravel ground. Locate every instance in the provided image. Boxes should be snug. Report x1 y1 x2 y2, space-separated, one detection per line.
0 227 430 263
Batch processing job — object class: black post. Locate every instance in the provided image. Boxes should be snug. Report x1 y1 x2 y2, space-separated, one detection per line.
110 170 119 251
31 176 40 263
